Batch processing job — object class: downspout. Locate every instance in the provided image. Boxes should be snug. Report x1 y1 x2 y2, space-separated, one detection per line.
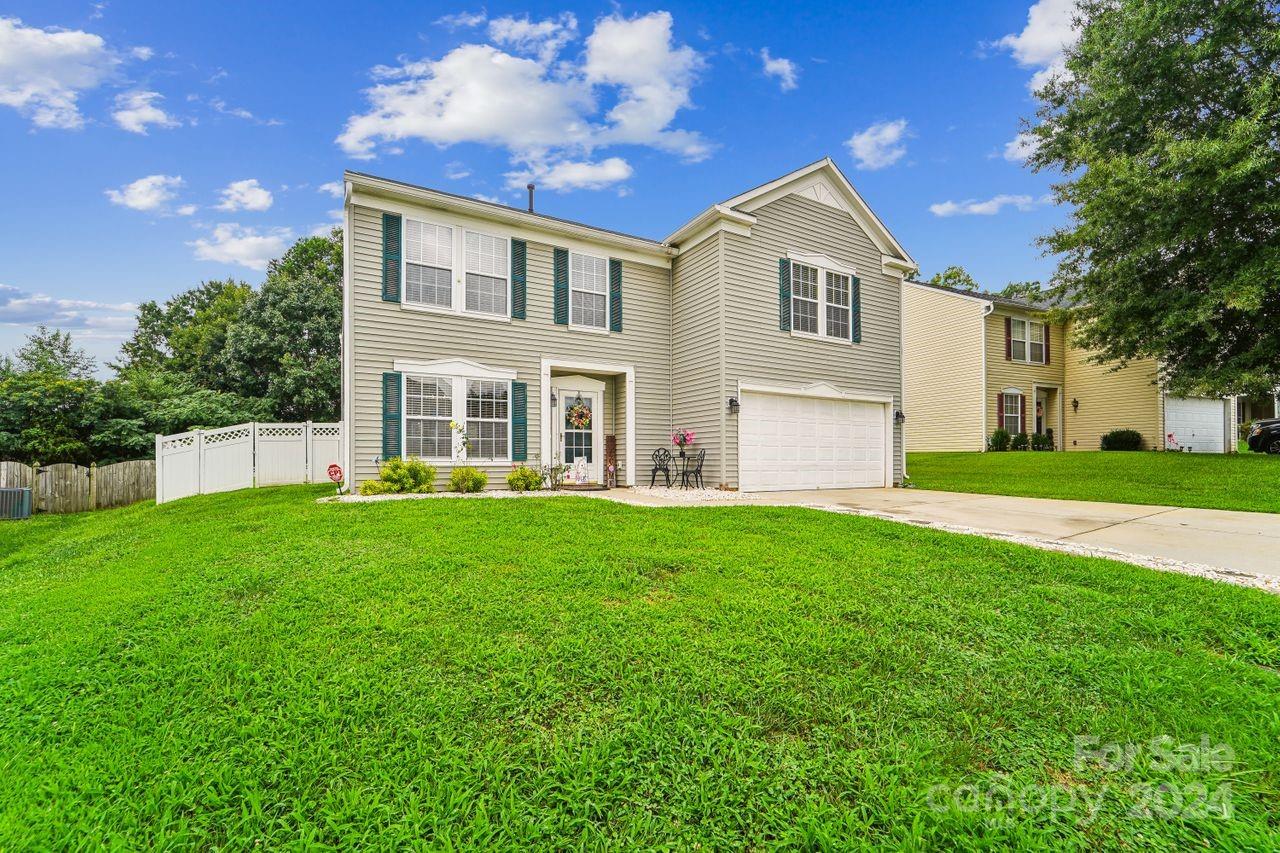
341 180 354 489
979 301 995 449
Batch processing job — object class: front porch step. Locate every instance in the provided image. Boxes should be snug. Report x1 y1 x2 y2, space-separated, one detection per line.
558 483 610 492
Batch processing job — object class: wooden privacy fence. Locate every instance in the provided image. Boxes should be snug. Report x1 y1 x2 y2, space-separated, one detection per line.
0 460 155 514
155 421 342 504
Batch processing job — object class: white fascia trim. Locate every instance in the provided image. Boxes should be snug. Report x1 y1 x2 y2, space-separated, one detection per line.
540 357 636 487
883 256 918 277
394 358 517 381
663 204 756 249
787 250 857 277
738 380 895 406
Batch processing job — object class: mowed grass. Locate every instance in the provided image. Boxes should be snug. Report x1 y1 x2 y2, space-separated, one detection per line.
908 450 1280 513
1 487 1279 848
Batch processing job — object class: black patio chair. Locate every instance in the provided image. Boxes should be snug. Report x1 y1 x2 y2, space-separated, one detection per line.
681 448 706 489
650 447 673 487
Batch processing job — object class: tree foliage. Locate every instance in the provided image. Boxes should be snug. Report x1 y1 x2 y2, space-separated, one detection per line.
1029 0 1280 395
927 265 980 292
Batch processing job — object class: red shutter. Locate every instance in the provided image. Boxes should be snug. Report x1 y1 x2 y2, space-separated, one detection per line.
1005 317 1012 360
1020 395 1027 434
1044 324 1051 364
996 393 1004 429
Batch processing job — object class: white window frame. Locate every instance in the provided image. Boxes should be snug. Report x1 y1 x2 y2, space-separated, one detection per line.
400 215 512 322
569 251 610 332
1010 317 1046 364
1001 391 1023 434
787 253 857 345
463 229 510 318
402 371 513 464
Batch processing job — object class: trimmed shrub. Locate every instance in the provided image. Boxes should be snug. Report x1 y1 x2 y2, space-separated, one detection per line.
359 458 436 495
1101 429 1143 451
1010 432 1030 451
449 466 488 493
1031 432 1054 451
988 429 1011 452
506 465 542 492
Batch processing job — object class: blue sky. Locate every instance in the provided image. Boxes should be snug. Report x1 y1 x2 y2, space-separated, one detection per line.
0 0 1076 370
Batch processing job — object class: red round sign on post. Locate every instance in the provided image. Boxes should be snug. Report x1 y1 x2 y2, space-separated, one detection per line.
327 463 343 483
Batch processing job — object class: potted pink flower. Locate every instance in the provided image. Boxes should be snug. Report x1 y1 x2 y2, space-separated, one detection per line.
671 427 696 458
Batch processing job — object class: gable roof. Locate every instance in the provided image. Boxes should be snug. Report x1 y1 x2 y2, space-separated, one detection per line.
664 157 916 271
907 279 1050 311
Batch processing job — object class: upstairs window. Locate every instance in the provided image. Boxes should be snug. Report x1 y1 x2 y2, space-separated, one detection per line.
570 253 608 329
404 219 453 309
1029 322 1046 364
791 262 819 334
825 271 851 340
1009 318 1046 364
464 230 508 317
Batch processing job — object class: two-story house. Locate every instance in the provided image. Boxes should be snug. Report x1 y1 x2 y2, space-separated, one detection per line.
903 281 1235 453
340 158 916 491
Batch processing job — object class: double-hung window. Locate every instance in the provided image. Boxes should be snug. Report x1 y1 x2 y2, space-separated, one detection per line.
404 376 453 458
464 230 508 317
466 380 509 460
791 262 820 334
1028 322 1046 363
1002 392 1022 433
825 271 851 340
570 253 608 329
404 219 453 309
1010 318 1046 364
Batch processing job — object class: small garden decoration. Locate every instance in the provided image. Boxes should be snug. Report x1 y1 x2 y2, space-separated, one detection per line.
567 400 591 430
671 427 696 457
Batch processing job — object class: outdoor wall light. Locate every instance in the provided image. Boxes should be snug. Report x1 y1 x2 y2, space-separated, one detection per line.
894 409 906 424
727 396 740 414
1072 398 1079 412
550 391 557 408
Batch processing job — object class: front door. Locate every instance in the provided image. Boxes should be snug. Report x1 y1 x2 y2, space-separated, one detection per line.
554 385 603 483
1035 391 1047 435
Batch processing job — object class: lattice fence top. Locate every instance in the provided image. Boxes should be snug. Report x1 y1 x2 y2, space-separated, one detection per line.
257 426 305 438
162 434 196 452
204 427 252 445
312 426 340 438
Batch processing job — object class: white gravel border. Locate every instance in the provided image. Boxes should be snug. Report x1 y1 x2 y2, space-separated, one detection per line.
322 487 1279 594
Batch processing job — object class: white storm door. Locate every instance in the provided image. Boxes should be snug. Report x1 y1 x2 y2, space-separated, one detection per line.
554 386 603 482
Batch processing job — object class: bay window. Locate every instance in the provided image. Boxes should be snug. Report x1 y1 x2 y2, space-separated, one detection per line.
570 253 608 329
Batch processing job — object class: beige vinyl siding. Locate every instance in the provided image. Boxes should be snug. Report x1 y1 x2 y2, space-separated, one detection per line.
902 285 986 451
1062 323 1161 450
349 204 672 487
984 310 1066 440
669 232 723 482
721 194 904 486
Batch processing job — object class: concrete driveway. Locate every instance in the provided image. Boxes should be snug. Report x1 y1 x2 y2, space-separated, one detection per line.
611 487 1280 580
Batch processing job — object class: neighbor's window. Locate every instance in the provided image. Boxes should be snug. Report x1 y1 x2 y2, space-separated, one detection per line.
825 271 851 340
1028 321 1045 364
464 230 508 316
570 253 608 329
404 218 453 308
405 376 452 458
1002 392 1022 433
1010 318 1046 364
466 380 509 459
1010 318 1028 361
791 262 819 334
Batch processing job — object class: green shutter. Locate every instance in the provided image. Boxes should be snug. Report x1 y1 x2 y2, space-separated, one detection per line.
850 275 862 343
382 371 402 460
511 239 527 319
511 381 528 462
608 258 623 332
382 213 402 303
553 247 569 325
778 258 791 332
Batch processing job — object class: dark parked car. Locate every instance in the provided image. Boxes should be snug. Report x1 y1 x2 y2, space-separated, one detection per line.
1246 417 1280 453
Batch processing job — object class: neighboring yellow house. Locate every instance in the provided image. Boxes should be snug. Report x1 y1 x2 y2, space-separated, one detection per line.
903 282 1234 453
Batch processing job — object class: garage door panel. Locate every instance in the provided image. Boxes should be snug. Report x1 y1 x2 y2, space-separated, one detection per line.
739 391 888 491
1165 397 1226 453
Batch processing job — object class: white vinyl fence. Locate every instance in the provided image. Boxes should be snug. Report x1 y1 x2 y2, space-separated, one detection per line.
155 422 342 504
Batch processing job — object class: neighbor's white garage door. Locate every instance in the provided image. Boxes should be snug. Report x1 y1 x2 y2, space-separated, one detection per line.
1165 396 1227 453
739 391 888 491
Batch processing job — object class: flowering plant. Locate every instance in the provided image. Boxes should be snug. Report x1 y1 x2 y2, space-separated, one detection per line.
449 420 470 453
671 428 696 448
567 401 592 430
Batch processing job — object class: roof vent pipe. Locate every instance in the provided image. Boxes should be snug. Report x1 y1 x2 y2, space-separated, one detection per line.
527 183 535 213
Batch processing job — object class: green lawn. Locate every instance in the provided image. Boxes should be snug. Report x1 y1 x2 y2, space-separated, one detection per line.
2 487 1278 847
908 450 1280 513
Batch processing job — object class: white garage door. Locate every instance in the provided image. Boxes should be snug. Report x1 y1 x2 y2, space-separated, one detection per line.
739 391 888 491
1165 396 1227 453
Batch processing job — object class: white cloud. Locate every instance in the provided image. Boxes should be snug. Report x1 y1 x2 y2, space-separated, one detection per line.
995 0 1081 91
472 193 504 204
444 161 471 180
111 90 179 134
175 203 197 216
129 45 153 60
0 16 121 129
488 13 578 64
507 157 633 192
215 178 273 212
104 174 184 212
189 224 292 270
317 181 344 198
760 48 798 92
929 193 1041 217
1003 131 1040 163
846 119 910 170
436 10 487 30
0 282 136 330
206 96 283 126
338 11 710 182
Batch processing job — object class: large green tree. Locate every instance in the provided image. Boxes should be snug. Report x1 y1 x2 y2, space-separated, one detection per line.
1030 0 1280 395
117 279 252 378
0 328 99 464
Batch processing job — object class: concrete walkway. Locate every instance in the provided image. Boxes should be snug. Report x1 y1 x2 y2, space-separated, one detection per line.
604 487 1280 582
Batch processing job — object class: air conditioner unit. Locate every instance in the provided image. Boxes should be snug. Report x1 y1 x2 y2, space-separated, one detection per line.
0 488 32 520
